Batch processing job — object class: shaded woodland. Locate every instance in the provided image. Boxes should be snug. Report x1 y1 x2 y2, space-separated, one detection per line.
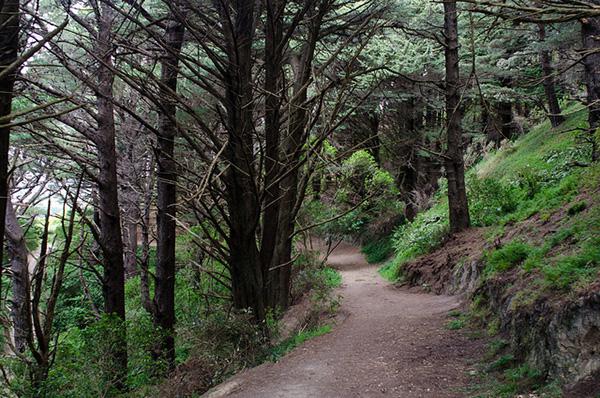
0 0 598 397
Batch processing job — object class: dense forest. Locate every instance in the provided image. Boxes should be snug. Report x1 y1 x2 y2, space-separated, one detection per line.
0 0 598 397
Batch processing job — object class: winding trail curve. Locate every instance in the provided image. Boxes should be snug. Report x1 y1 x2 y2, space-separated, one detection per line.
210 241 484 398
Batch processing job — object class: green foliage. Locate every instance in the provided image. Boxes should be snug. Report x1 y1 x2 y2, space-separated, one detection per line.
380 202 449 281
322 150 401 238
484 241 533 275
541 237 600 290
486 354 515 372
292 251 342 299
322 267 343 288
268 325 333 362
446 318 466 330
362 236 394 264
568 201 587 216
481 204 600 290
44 314 154 398
480 364 546 398
468 177 519 226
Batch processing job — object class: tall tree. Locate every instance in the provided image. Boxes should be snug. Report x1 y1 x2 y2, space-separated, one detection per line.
443 0 470 233
218 0 267 320
152 6 185 370
0 0 20 299
94 0 128 386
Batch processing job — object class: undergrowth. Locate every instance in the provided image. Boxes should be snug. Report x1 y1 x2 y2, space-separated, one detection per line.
362 236 394 263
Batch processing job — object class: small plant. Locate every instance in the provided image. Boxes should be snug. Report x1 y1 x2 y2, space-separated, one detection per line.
322 267 343 288
486 354 515 372
487 318 501 336
446 318 466 330
567 201 587 216
484 241 532 275
487 339 508 358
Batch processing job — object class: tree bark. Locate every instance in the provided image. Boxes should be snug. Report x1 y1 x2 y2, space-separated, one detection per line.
260 0 285 303
94 1 128 387
0 0 19 300
497 99 513 141
5 196 30 354
444 0 470 233
220 0 266 321
124 216 138 277
267 3 327 310
582 12 600 161
153 9 185 370
538 24 564 128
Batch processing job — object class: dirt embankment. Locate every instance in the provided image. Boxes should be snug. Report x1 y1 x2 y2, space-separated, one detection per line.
399 191 600 397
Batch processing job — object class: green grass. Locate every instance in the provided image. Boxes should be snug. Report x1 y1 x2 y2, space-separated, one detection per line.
541 236 600 289
482 205 600 289
484 241 533 275
476 104 587 181
268 325 333 361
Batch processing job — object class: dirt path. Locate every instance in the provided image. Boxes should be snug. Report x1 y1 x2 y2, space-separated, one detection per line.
210 241 484 398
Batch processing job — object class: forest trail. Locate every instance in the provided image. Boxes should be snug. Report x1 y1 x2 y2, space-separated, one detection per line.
209 241 484 398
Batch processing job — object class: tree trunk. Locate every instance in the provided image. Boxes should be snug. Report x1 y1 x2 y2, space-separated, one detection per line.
497 100 513 141
538 24 564 128
124 216 138 277
220 1 266 321
5 196 30 354
582 13 600 161
153 11 184 371
0 0 19 300
444 0 470 233
367 112 381 165
260 0 284 302
95 1 127 387
266 4 326 310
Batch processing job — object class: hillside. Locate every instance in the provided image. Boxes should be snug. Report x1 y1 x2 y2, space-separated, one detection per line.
377 106 600 397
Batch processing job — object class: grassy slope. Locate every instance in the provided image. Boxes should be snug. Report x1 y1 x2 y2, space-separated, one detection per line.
380 105 600 287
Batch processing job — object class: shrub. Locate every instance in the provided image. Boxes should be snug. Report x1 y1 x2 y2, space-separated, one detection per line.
326 150 401 239
379 202 449 281
392 205 449 258
484 241 532 275
362 237 394 264
446 318 465 330
291 250 342 321
468 176 519 226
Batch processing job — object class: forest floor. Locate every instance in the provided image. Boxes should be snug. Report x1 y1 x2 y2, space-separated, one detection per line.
205 241 486 398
